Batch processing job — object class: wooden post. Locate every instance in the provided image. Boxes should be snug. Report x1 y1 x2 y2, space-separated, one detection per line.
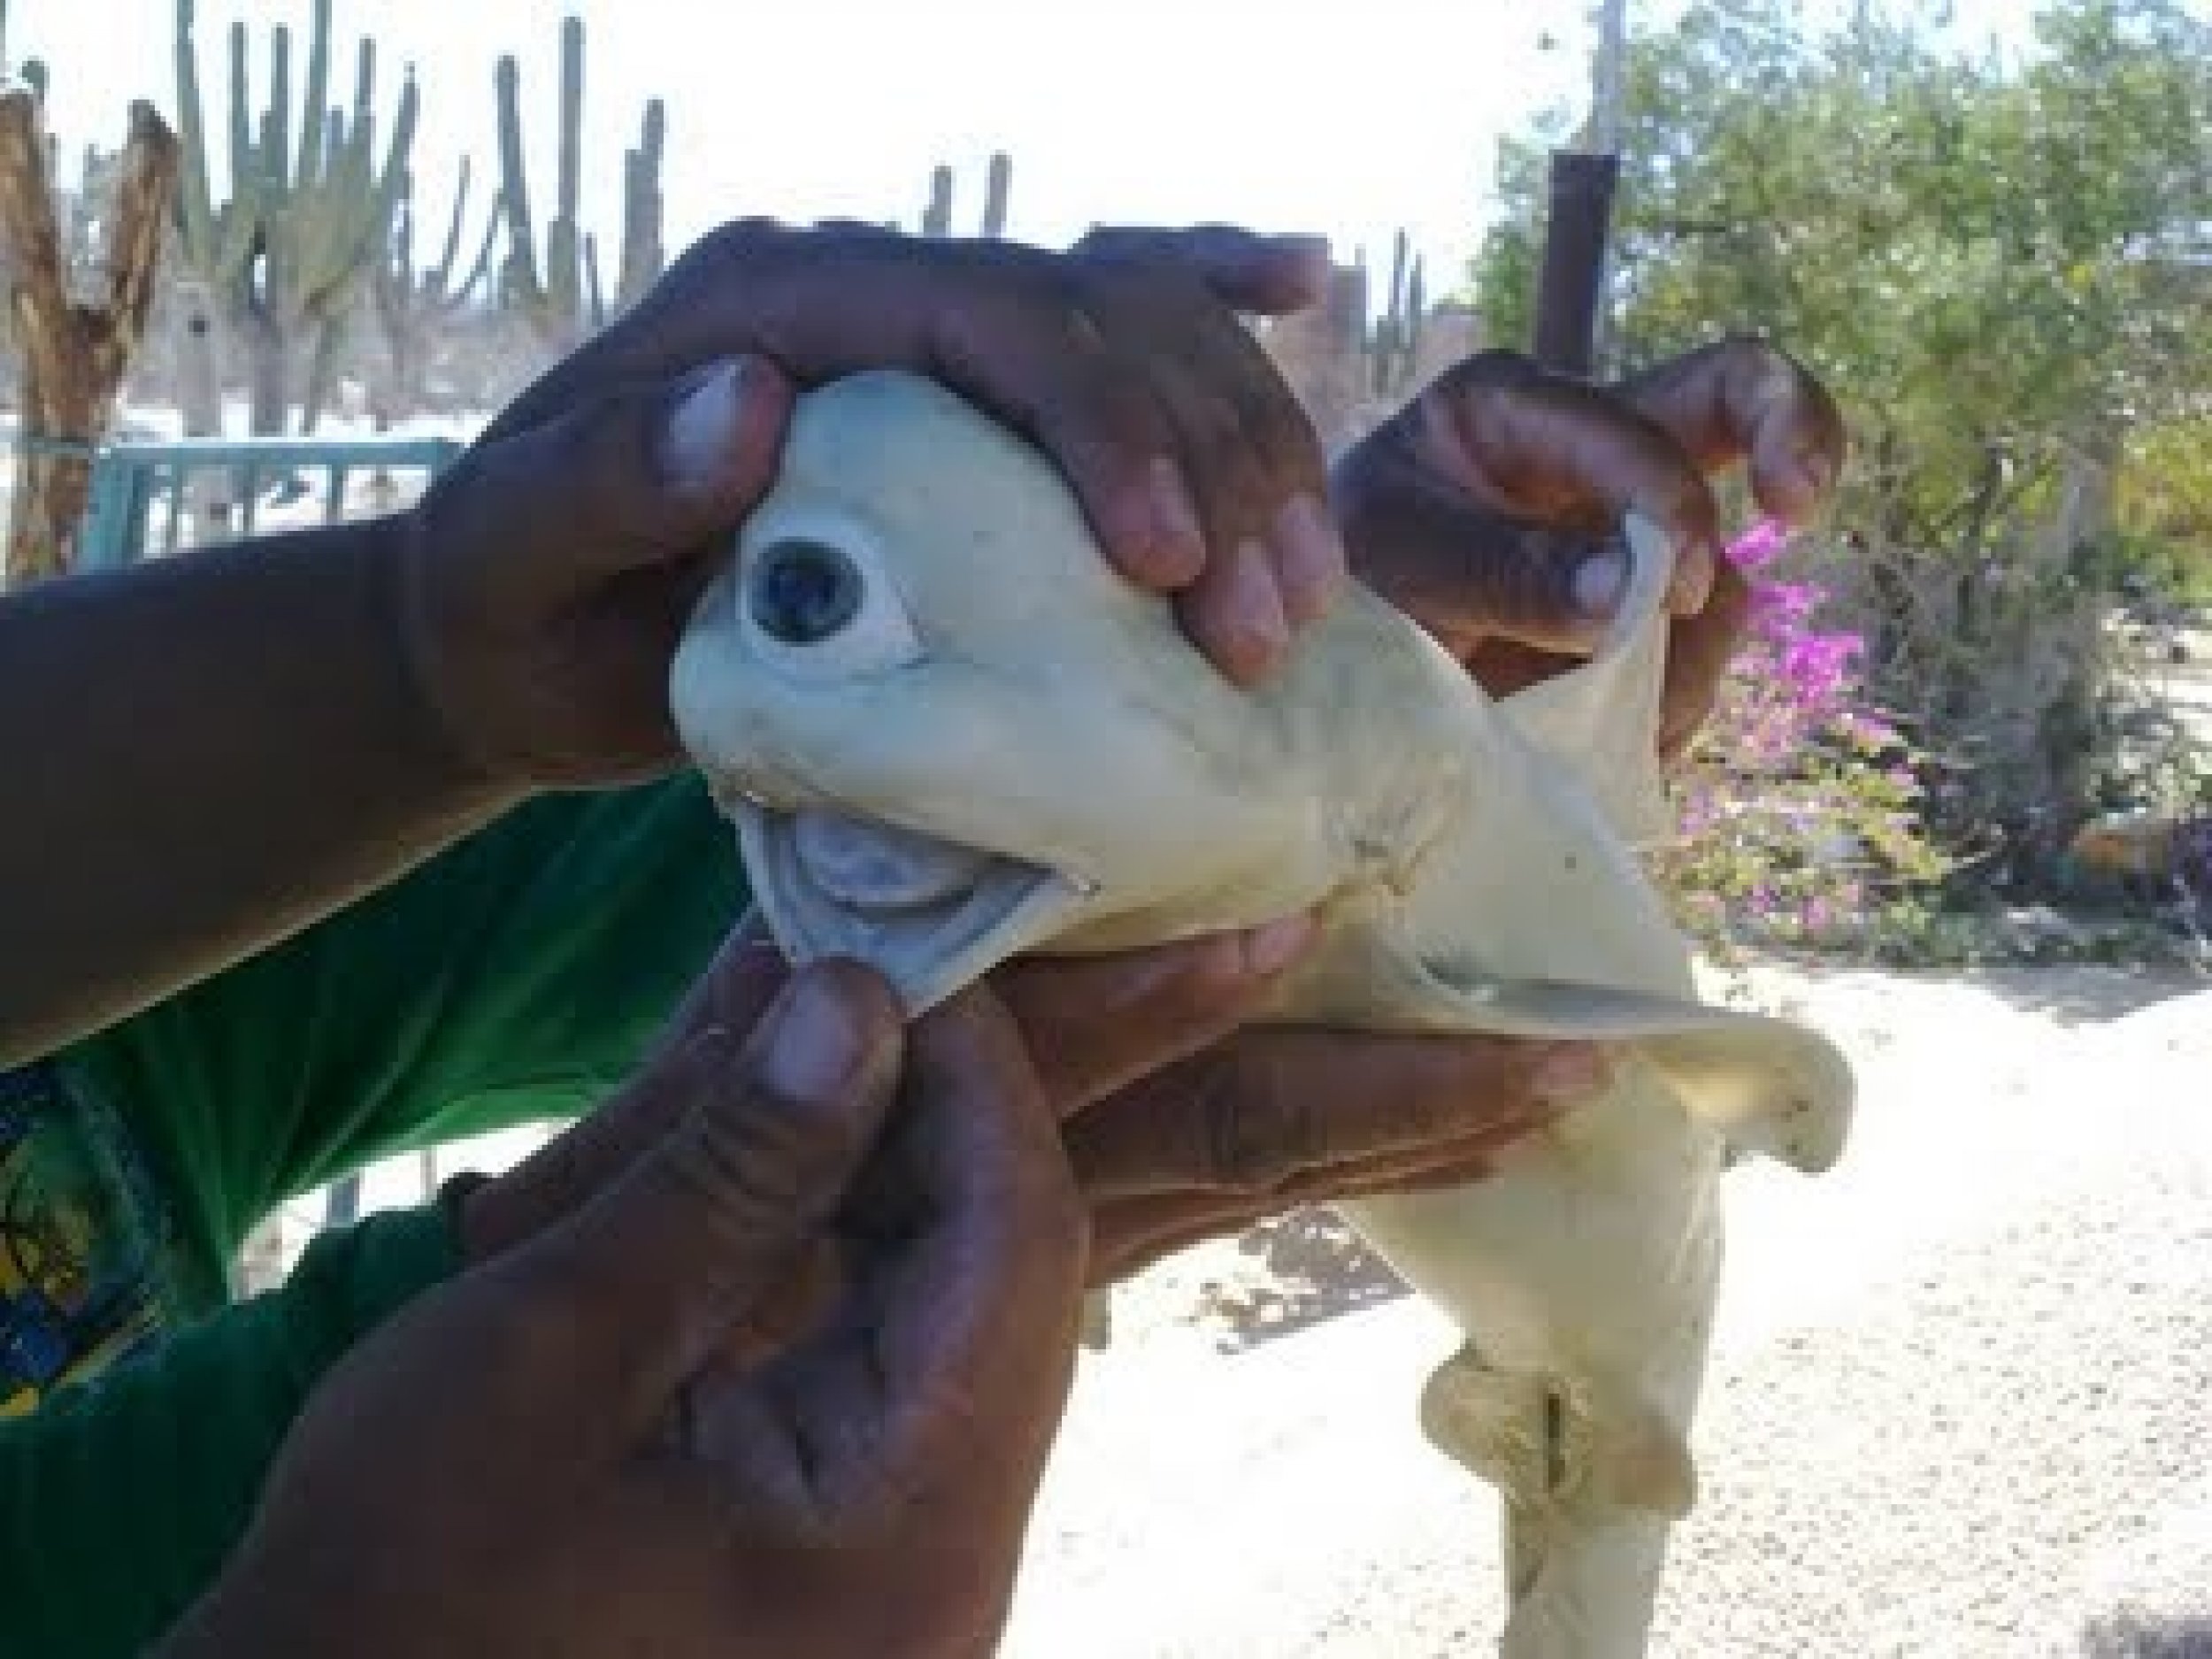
1532 150 1620 378
0 96 179 586
1532 0 1629 375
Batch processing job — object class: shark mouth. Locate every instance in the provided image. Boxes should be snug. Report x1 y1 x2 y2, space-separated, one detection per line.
733 801 1094 1014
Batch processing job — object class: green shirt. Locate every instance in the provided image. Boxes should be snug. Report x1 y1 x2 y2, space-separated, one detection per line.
0 775 746 1657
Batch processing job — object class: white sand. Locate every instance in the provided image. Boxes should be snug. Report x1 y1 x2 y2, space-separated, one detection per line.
999 961 2212 1657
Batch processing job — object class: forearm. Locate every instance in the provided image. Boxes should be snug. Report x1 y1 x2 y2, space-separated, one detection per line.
0 516 523 1064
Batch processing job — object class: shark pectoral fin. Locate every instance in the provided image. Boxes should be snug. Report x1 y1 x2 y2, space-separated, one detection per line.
1638 1018 1855 1175
1276 929 1855 1175
1495 511 1678 850
1411 969 1856 1177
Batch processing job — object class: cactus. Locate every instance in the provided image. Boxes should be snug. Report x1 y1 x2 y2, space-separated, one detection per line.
921 165 953 237
918 150 1015 239
980 150 1012 239
1258 229 1479 452
615 97 665 308
495 14 664 353
173 0 419 436
372 151 497 426
1367 228 1425 399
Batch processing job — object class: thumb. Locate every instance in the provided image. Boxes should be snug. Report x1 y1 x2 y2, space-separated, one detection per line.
1346 350 1722 652
506 958 905 1434
426 353 795 613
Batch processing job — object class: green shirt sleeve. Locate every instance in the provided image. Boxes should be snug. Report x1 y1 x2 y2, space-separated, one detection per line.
61 772 749 1300
0 1202 460 1659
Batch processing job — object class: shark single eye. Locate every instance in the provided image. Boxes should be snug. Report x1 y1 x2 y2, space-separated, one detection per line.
739 532 923 679
748 539 864 644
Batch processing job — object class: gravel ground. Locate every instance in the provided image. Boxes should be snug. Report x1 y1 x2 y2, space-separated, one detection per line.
1002 964 2212 1657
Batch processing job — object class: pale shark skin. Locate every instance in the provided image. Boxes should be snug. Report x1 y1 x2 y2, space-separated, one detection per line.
670 370 1855 1659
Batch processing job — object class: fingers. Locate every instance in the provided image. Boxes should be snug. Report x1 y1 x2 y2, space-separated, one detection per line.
1612 336 1847 526
1066 227 1341 662
506 959 905 1434
1087 1140 1503 1286
1339 349 1724 657
1028 235 1341 682
1067 1027 1617 1201
426 355 795 608
706 987 1086 1542
1164 410 1345 679
987 914 1319 1113
1458 555 1752 757
1071 224 1335 315
741 220 1343 680
485 219 1339 686
1658 558 1752 763
404 357 796 777
455 917 791 1263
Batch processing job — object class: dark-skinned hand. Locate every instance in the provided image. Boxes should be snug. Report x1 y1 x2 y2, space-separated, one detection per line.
1332 336 1847 760
395 219 1346 791
157 959 1087 1659
465 918 1610 1317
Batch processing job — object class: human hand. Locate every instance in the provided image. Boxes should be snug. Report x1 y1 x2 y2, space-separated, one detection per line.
504 919 1609 1302
158 958 1087 1659
395 219 1344 791
988 923 1615 1283
1332 337 1846 759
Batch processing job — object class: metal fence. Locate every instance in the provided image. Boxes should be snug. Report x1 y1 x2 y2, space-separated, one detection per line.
75 435 465 570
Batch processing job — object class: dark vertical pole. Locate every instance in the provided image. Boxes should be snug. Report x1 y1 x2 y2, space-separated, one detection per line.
1532 149 1620 376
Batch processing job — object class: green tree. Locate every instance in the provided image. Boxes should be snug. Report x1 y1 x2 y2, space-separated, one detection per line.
1472 0 2212 863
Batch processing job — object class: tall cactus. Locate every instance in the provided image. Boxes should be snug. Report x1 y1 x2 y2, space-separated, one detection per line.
173 0 418 436
615 96 664 310
494 14 665 354
1367 228 1425 400
372 153 497 424
918 150 1015 239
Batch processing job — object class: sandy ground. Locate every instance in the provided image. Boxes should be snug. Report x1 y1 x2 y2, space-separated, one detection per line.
992 958 2212 1658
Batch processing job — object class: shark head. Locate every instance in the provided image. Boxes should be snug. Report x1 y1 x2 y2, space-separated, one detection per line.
669 369 1332 1011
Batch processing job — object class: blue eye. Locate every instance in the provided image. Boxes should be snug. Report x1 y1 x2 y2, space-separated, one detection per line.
747 539 864 645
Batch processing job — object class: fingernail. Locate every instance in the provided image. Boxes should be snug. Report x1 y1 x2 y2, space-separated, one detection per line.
1572 546 1628 618
1224 538 1291 660
759 969 869 1101
1148 458 1207 580
663 357 749 494
1242 912 1317 975
1272 495 1347 627
1531 1043 1616 1103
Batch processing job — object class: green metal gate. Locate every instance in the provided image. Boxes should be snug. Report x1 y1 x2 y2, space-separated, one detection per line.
75 435 464 571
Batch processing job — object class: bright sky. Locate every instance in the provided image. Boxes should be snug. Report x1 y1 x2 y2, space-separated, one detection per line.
15 0 2103 296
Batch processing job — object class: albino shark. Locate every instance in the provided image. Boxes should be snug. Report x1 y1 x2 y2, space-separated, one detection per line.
670 369 1855 1657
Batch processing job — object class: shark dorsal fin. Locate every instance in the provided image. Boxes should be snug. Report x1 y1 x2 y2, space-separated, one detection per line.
1495 511 1678 849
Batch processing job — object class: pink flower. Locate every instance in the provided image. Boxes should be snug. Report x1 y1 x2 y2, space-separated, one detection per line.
1725 518 1792 572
